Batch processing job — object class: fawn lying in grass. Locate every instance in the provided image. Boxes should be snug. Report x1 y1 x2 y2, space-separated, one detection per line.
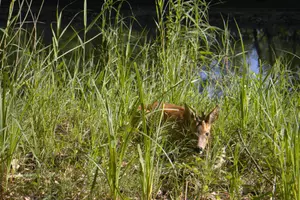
138 102 219 154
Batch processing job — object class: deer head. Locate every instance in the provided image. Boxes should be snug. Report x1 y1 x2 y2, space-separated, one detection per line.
184 105 220 154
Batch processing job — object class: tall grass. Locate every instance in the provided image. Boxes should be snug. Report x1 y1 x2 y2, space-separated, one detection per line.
0 0 299 199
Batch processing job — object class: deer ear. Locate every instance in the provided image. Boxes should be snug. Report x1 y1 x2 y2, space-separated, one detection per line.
205 105 220 124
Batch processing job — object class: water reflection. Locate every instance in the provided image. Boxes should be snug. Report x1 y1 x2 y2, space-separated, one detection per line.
198 62 224 98
198 27 299 98
248 48 260 74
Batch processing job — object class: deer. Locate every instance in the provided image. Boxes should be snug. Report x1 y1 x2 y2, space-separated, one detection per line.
138 102 219 154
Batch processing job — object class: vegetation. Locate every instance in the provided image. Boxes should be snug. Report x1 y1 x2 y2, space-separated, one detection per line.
0 0 299 199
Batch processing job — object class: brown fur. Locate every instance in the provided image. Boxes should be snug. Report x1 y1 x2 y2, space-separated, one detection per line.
139 102 219 153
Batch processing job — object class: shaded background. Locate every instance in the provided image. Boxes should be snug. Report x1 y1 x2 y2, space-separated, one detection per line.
1 0 300 77
1 0 300 29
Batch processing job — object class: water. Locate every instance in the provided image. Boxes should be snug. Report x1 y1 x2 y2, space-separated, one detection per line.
1 2 299 97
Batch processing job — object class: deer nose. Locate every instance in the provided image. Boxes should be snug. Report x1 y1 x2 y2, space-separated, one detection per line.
196 147 203 154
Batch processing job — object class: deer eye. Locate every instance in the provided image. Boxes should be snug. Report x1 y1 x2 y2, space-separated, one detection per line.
205 132 209 136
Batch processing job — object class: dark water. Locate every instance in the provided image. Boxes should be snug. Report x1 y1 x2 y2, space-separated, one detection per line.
1 2 299 97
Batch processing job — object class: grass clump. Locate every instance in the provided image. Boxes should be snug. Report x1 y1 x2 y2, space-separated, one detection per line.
0 0 299 199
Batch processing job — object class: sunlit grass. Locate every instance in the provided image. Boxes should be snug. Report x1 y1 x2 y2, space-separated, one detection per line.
0 0 299 199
